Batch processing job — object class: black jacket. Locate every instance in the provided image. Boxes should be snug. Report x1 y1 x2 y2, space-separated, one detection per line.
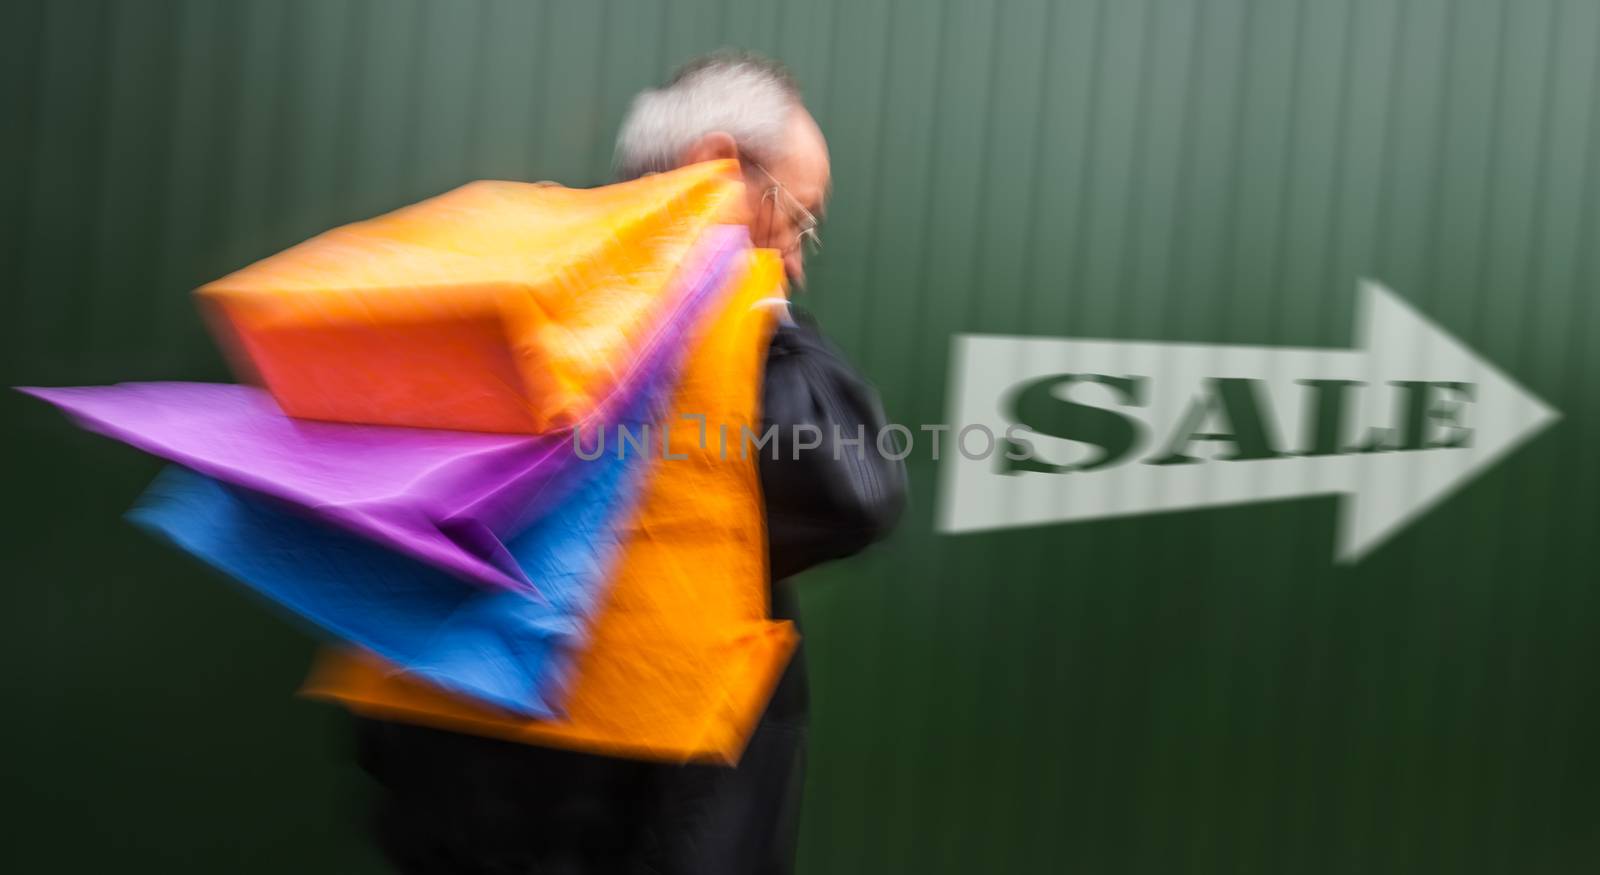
359 314 906 874
760 312 906 581
754 312 906 726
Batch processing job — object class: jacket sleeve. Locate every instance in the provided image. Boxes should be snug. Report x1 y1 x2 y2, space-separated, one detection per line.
757 314 907 581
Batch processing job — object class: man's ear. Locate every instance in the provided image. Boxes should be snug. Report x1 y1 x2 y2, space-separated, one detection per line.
679 131 739 167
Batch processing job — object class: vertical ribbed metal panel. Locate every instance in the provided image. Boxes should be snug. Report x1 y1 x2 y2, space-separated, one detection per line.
3 1 1597 871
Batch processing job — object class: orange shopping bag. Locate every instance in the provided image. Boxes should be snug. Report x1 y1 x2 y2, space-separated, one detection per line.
304 247 798 765
201 160 744 433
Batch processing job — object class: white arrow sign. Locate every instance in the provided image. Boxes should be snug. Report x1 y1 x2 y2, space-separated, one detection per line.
937 280 1560 562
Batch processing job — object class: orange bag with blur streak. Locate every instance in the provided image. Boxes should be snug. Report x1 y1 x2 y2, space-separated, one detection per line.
200 160 744 434
303 247 798 764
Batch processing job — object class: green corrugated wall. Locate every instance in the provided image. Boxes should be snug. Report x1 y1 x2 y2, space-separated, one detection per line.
4 0 1599 871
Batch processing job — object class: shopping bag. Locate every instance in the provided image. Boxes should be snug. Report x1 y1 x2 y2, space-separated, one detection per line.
21 227 747 592
305 248 798 764
200 160 744 433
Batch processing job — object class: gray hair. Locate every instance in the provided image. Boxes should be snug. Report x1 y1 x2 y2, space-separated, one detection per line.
613 51 803 180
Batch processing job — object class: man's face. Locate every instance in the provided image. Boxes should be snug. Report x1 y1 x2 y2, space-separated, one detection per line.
744 110 831 285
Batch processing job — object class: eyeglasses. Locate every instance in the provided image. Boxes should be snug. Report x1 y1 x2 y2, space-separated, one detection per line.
745 158 822 258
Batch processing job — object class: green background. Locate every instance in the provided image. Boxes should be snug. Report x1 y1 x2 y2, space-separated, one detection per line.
4 0 1598 871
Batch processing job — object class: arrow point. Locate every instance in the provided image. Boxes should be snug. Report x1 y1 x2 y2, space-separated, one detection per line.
1340 280 1562 562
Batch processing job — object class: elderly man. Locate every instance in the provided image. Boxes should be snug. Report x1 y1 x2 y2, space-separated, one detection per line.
357 52 906 874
